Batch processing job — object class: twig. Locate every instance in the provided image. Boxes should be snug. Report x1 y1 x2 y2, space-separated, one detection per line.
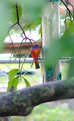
15 4 37 44
6 4 39 71
65 0 74 20
7 22 17 35
21 47 32 70
61 0 72 21
65 0 74 8
15 4 38 70
16 4 19 24
9 33 16 54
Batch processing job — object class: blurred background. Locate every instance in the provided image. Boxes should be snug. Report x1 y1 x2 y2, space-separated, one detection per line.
0 0 74 121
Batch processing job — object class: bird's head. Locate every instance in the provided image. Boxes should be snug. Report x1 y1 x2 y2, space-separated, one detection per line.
32 44 40 49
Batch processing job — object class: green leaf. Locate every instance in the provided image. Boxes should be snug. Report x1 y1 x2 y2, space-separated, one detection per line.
39 24 42 38
23 17 41 30
22 76 31 87
7 76 19 92
64 18 71 27
7 69 19 92
8 69 19 81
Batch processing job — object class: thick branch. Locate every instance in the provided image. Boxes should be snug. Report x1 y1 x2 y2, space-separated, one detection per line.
0 80 74 117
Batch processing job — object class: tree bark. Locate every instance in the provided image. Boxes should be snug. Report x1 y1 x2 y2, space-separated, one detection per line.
0 80 74 117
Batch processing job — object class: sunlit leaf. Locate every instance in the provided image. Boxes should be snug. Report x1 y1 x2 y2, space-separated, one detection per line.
8 69 19 81
39 24 42 38
24 17 41 30
7 76 19 92
22 76 31 87
7 69 19 92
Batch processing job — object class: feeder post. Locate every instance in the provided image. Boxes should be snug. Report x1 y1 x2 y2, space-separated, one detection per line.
42 1 60 82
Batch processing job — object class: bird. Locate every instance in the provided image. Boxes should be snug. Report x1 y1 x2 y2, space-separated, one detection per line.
31 44 40 69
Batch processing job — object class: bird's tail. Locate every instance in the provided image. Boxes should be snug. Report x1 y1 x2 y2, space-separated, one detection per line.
35 60 40 69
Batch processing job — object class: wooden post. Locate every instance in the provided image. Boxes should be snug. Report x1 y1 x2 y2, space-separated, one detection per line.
42 1 60 82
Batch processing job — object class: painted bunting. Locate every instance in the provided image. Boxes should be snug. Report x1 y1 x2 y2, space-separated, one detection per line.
31 44 40 69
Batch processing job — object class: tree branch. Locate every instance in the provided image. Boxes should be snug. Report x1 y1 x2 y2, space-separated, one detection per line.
0 80 74 117
61 0 73 21
16 4 19 24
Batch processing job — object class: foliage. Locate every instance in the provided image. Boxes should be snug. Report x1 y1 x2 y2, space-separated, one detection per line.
7 69 19 92
45 22 74 79
0 0 74 90
10 4 22 24
7 69 31 92
0 0 46 90
0 0 45 48
0 1 74 120
22 76 31 87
